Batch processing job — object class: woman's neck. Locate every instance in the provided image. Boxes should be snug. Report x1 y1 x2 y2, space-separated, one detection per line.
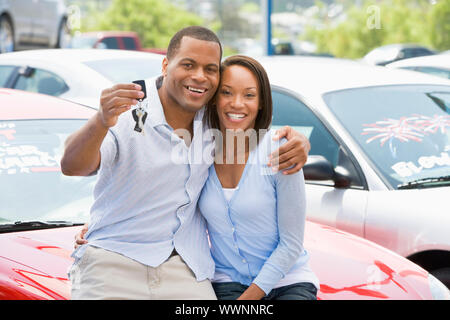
219 129 256 165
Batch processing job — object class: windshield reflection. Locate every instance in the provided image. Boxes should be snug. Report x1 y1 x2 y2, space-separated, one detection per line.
0 119 95 224
324 85 450 189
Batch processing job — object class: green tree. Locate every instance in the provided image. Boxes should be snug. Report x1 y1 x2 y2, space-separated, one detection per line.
85 0 204 49
304 0 438 59
429 0 450 51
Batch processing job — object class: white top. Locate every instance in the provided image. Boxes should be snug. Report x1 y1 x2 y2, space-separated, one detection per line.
222 187 238 202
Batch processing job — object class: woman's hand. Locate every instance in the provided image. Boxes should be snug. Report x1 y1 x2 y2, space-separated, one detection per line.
74 223 89 249
269 126 310 175
237 284 266 300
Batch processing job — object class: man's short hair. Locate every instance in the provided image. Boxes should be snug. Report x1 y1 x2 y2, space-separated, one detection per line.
166 26 222 60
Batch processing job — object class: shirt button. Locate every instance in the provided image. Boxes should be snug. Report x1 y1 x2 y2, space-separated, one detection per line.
231 227 235 232
242 259 246 263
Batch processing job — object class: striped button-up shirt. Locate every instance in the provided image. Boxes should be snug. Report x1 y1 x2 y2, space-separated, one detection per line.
72 77 215 281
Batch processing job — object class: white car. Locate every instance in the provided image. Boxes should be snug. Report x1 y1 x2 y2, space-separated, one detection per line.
386 55 450 80
0 0 70 53
362 44 436 66
257 56 450 288
0 49 164 107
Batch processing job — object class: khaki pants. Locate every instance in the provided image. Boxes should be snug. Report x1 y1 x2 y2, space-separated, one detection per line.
69 246 217 300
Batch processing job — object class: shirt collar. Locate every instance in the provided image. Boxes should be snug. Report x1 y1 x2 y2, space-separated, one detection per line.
145 76 168 128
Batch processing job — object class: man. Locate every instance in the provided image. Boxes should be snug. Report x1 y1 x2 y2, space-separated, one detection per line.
62 26 310 300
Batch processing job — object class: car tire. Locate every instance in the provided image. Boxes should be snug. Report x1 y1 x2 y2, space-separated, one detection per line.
0 15 14 53
431 267 450 289
56 18 70 49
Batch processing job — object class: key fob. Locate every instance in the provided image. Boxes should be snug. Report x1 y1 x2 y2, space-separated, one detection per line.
132 80 147 101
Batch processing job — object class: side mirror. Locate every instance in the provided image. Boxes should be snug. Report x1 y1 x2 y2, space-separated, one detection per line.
303 155 352 188
303 155 334 181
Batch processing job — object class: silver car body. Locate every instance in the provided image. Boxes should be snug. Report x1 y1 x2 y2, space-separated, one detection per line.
257 56 450 276
0 49 164 107
0 0 68 50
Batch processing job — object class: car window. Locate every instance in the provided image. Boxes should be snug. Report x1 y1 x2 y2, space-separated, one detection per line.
413 48 433 56
100 37 120 49
401 48 433 60
401 48 416 59
415 67 450 80
271 89 364 188
14 68 69 96
324 85 450 189
272 90 339 166
0 65 16 87
122 37 137 50
274 43 293 55
0 119 95 224
83 58 162 83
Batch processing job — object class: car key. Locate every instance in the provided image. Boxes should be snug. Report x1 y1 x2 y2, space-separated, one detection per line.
131 80 148 133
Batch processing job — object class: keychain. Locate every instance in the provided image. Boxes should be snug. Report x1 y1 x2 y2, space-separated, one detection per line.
132 80 148 133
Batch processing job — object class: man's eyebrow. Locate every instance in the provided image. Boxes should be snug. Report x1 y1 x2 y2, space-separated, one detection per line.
179 58 219 68
179 58 196 63
205 62 219 69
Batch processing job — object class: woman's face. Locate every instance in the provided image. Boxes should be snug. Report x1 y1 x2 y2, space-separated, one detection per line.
215 64 260 133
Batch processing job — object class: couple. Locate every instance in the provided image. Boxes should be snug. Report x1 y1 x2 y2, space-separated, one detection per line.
62 26 319 300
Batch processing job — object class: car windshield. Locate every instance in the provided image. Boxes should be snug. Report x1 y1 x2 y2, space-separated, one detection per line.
83 58 162 83
0 119 95 225
324 85 450 189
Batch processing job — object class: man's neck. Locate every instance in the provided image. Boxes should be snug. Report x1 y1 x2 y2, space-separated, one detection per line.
157 85 196 134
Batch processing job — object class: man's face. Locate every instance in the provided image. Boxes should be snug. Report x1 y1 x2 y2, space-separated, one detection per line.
162 36 221 113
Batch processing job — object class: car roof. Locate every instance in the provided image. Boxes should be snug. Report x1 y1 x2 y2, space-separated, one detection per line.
0 89 96 120
0 48 163 64
370 43 432 51
256 56 450 95
78 31 139 38
386 54 450 69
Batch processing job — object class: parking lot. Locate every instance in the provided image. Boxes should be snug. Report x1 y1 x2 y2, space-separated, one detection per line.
1 0 449 301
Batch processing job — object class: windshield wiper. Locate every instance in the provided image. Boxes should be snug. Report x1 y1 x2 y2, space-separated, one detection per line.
398 175 450 190
0 221 82 233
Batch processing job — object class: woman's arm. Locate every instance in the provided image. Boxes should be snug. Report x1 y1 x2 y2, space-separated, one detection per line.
244 169 307 297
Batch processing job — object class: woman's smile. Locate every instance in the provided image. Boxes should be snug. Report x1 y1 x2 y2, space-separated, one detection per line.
216 64 260 132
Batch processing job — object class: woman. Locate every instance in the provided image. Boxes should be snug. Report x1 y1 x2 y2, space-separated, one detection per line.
75 55 319 300
200 55 319 300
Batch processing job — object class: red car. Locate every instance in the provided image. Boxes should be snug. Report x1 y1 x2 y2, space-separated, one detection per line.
70 31 167 55
0 89 448 300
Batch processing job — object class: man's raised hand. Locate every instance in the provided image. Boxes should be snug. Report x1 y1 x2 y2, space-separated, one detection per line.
97 83 144 128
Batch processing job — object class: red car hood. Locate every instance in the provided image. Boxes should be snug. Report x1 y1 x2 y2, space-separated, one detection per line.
0 223 433 300
305 222 432 300
0 227 77 300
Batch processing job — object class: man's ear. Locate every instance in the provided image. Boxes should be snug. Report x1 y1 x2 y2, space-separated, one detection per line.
162 57 169 77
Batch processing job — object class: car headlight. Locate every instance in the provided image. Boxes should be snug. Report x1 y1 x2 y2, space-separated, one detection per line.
428 274 450 300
